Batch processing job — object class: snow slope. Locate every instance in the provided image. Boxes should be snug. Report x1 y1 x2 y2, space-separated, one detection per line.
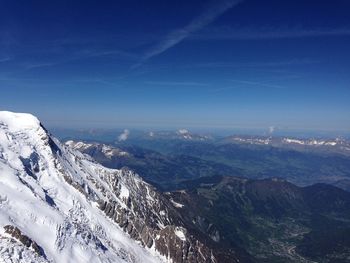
0 111 163 263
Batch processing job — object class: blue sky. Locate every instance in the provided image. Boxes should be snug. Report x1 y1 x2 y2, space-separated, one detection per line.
0 0 350 132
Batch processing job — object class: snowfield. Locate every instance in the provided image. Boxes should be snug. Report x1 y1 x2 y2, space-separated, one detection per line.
0 111 163 263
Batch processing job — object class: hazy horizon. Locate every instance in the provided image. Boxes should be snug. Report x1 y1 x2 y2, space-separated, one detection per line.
49 125 350 141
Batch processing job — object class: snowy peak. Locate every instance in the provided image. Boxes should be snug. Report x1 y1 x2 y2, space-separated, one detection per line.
65 140 130 158
177 129 189 135
282 137 340 146
0 111 41 132
146 129 212 141
223 135 350 155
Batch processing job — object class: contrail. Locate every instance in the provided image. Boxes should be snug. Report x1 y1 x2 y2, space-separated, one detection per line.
133 0 243 68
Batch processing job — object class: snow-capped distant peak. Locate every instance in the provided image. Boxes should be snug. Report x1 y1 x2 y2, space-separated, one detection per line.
226 135 348 153
176 129 194 140
65 140 94 150
65 141 130 158
283 138 305 145
177 129 189 135
282 137 339 146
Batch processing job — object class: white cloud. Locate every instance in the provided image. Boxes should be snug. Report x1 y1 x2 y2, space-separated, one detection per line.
118 129 130 141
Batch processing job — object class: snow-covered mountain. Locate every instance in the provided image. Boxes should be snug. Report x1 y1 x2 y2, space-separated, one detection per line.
65 140 130 158
222 135 350 155
0 111 217 263
145 130 213 142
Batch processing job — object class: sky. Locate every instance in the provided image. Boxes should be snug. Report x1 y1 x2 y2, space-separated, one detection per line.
0 0 350 132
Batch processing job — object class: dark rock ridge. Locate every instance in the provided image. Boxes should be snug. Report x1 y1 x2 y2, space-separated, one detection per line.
4 225 46 258
95 168 221 262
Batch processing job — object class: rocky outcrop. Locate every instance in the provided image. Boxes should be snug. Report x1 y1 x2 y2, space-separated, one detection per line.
95 168 216 262
4 225 45 258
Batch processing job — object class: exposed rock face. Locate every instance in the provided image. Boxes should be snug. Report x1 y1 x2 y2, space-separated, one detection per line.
4 225 45 257
84 166 218 262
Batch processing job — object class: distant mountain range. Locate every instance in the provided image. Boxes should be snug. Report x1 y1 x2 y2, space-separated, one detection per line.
220 135 350 157
65 134 350 192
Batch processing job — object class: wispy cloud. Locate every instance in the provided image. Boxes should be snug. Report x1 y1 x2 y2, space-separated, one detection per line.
74 78 122 87
17 47 137 71
144 81 209 86
74 48 138 60
0 57 11 63
192 58 319 69
22 62 57 69
192 26 350 40
230 79 286 89
0 34 138 72
133 0 244 68
211 78 288 92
